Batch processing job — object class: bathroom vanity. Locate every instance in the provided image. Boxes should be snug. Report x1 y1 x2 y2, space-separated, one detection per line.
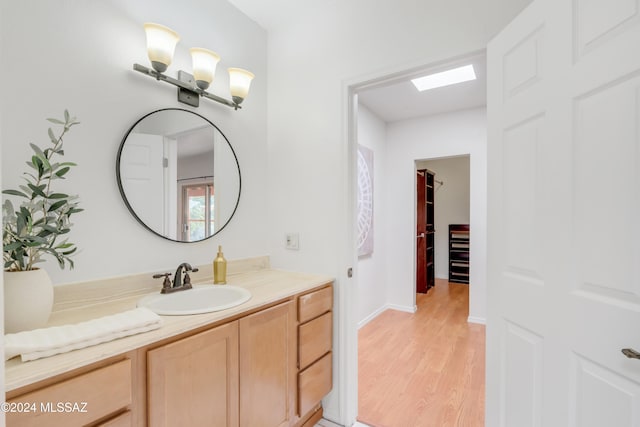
5 257 333 427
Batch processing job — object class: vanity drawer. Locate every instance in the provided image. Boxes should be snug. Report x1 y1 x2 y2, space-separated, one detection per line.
7 359 132 427
298 286 332 323
299 311 332 370
298 352 332 417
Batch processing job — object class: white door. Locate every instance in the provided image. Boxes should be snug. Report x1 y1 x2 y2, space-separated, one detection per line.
119 133 165 234
487 0 640 426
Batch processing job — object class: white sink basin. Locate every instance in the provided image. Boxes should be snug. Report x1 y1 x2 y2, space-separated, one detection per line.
137 285 251 315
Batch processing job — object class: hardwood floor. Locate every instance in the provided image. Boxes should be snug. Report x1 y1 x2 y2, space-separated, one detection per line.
358 279 485 427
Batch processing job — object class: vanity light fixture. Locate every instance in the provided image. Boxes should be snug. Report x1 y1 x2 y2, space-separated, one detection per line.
411 64 476 92
133 23 254 110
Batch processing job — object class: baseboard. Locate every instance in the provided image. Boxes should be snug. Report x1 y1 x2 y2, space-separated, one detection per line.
317 418 343 427
467 316 486 325
358 305 388 329
358 303 418 329
317 419 371 427
387 303 417 314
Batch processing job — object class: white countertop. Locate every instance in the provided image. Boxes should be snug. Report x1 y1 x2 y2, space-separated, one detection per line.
5 264 333 392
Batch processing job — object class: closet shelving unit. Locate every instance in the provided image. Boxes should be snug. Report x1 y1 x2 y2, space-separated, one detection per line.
425 171 435 290
448 224 470 284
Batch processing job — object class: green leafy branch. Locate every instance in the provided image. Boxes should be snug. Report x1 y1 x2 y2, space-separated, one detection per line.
2 110 83 271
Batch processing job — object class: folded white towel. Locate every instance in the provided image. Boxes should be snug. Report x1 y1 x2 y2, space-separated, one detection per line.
5 307 162 362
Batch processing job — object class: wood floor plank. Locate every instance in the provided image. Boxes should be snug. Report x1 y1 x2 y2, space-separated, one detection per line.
358 280 485 427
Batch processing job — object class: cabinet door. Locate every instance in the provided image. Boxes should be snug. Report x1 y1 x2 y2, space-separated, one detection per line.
239 301 296 427
147 321 239 427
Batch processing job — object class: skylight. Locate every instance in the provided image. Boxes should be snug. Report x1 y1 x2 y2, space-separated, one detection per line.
411 65 476 92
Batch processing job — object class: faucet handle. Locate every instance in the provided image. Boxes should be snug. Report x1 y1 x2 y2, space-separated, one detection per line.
153 273 172 293
183 267 199 288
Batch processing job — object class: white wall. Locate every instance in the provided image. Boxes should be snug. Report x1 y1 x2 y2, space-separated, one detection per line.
0 0 268 285
178 153 214 180
266 1 526 274
265 2 528 422
386 108 487 322
418 156 471 279
356 105 388 327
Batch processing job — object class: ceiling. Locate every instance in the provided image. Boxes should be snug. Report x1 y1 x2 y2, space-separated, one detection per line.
227 0 487 123
357 55 487 123
226 0 334 31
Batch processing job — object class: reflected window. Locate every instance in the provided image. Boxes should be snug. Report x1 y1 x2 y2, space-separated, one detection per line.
182 183 214 241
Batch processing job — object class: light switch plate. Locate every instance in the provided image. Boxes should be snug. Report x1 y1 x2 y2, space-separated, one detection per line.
285 233 299 250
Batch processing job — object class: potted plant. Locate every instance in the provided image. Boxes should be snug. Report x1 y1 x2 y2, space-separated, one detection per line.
2 110 82 333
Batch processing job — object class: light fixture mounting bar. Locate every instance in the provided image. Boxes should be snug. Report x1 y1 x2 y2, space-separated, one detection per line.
133 63 240 110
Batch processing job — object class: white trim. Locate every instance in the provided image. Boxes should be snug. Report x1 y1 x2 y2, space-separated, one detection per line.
467 316 486 325
342 48 487 426
357 305 388 329
387 303 417 314
316 418 344 427
323 78 359 426
316 419 371 427
357 303 417 329
359 305 484 329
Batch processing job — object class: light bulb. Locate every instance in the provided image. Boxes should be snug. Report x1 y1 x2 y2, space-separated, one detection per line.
228 68 255 105
190 48 220 90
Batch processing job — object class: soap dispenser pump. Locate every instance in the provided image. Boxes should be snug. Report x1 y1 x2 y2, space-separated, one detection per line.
213 246 227 284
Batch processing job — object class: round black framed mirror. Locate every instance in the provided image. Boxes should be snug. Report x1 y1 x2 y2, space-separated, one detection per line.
116 108 241 242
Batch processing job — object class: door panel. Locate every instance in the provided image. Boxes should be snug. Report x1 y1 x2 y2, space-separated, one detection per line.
488 0 640 425
502 322 543 427
119 133 165 233
502 116 544 281
574 76 640 296
571 354 640 427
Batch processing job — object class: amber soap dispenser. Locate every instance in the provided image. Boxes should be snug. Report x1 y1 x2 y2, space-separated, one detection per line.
213 245 227 284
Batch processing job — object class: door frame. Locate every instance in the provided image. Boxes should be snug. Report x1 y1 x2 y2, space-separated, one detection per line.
341 48 488 425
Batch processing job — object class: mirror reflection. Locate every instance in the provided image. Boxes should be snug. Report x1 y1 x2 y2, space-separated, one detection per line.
116 109 241 242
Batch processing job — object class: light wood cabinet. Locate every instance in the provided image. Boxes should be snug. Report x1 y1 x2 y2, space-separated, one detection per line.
298 312 332 370
294 286 333 427
298 352 332 417
298 286 332 323
6 283 333 427
239 301 296 427
6 358 133 427
147 321 239 427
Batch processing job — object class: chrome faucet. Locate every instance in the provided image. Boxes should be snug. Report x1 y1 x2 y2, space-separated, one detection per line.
153 262 199 294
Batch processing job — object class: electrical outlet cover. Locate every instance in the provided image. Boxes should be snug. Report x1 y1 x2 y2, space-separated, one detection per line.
285 233 299 250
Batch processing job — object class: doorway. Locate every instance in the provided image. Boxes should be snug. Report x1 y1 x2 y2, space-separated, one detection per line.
351 51 487 426
417 156 471 293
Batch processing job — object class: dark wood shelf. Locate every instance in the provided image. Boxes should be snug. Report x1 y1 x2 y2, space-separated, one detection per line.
449 224 469 284
417 169 436 293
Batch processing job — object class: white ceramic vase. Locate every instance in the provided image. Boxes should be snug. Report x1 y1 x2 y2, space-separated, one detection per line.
4 269 54 334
